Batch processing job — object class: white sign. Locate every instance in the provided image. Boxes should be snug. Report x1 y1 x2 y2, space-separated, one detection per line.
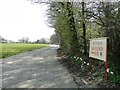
89 37 108 61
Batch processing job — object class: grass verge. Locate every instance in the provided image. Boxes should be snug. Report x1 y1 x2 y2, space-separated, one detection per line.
1 43 48 58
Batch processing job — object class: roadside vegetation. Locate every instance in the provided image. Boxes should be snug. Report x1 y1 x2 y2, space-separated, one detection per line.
32 1 120 87
1 43 48 58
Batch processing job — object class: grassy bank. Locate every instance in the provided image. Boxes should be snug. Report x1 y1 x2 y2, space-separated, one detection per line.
0 43 48 58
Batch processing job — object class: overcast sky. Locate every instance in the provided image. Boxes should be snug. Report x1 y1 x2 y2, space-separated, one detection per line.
0 0 55 42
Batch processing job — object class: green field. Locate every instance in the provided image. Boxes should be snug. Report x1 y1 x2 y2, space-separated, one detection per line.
0 43 48 58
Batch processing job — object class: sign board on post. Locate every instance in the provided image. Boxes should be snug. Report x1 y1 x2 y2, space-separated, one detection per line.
89 37 108 61
89 37 109 80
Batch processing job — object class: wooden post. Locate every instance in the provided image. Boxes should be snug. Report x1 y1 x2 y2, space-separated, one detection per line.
106 39 109 80
90 57 92 73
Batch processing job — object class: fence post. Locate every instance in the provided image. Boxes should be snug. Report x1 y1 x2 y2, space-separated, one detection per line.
90 57 92 73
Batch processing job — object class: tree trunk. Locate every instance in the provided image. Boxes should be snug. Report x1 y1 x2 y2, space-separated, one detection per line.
66 2 79 56
82 2 87 55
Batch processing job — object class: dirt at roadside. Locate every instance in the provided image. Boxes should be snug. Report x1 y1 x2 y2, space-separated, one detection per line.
57 48 120 88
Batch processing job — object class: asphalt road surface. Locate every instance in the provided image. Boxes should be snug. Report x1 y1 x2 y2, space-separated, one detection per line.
1 45 77 88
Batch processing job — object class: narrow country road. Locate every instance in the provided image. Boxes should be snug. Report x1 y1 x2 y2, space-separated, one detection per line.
2 45 77 88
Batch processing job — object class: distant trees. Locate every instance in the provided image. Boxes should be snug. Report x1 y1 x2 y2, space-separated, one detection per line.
19 37 29 43
50 33 59 44
0 36 8 43
18 37 49 44
35 38 49 44
0 36 16 43
0 36 50 44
